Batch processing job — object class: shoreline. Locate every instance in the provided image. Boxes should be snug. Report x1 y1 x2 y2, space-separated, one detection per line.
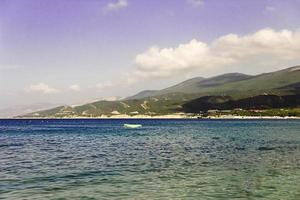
5 115 300 120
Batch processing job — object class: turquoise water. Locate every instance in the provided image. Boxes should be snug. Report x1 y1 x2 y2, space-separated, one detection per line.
1 119 300 200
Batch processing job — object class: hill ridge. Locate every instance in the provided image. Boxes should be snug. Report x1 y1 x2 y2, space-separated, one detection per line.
20 65 300 118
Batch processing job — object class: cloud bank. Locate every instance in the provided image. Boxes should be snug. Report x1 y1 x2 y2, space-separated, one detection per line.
96 82 113 91
69 84 81 91
25 83 60 94
133 28 300 79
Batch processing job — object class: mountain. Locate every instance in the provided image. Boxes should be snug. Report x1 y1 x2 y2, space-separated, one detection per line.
128 66 300 99
154 77 206 95
125 90 158 100
127 74 251 99
22 98 184 117
155 73 252 96
204 66 300 98
20 65 300 118
125 77 206 100
182 94 300 113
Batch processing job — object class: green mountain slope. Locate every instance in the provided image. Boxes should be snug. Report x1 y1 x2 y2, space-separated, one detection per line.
127 73 252 99
155 73 252 96
204 66 300 98
22 98 186 118
182 94 300 112
125 90 158 100
128 66 300 99
155 77 206 95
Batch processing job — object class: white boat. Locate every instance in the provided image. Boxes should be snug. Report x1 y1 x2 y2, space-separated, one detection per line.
124 123 142 128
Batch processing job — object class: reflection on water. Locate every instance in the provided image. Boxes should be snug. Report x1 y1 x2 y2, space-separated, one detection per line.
0 119 300 199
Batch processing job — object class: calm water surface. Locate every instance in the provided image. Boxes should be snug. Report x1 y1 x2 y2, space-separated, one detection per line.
0 119 300 199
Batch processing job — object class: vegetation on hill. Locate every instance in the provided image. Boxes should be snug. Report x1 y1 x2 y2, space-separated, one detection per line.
125 90 158 100
182 94 300 113
129 65 300 99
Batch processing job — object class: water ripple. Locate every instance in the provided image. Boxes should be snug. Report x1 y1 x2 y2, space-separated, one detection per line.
1 119 300 199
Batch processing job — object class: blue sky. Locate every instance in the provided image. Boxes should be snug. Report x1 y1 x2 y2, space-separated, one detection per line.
1 0 300 109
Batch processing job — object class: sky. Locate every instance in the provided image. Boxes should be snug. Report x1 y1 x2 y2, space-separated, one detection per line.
1 0 300 109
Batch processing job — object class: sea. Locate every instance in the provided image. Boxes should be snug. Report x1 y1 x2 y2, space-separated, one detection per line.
0 119 300 200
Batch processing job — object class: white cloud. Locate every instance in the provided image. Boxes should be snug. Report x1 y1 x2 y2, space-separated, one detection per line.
96 82 114 90
25 83 60 94
102 96 121 101
69 84 81 91
187 0 204 7
103 0 128 12
132 28 300 79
